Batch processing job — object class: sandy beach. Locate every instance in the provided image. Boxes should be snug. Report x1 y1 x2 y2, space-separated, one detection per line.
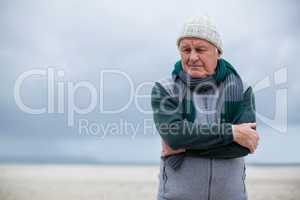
0 164 299 200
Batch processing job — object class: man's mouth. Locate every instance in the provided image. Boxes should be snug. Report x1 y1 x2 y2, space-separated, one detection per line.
189 65 203 69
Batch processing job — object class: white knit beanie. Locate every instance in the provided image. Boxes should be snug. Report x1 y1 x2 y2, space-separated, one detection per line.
177 16 223 55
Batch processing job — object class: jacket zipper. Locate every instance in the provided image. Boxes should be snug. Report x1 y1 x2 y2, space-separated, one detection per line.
208 158 213 200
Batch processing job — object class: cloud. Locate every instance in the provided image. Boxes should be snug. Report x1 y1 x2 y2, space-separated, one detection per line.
0 0 299 138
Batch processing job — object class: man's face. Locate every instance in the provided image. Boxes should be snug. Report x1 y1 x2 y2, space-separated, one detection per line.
178 38 219 78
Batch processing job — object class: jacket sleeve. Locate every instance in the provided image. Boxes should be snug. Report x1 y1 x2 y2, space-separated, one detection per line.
151 82 234 150
185 86 256 158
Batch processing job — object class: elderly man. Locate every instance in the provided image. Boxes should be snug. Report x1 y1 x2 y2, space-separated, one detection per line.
151 16 259 200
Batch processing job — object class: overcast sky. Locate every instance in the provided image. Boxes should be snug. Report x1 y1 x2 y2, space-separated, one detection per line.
1 0 299 139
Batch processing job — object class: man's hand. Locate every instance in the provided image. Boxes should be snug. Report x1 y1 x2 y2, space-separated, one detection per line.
161 140 185 157
232 123 259 153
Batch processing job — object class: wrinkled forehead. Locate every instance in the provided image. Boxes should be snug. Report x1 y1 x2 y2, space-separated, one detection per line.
179 37 214 48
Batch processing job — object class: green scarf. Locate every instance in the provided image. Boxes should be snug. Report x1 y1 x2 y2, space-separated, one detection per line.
171 58 243 124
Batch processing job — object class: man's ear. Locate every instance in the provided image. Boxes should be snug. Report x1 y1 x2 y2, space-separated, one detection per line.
216 48 221 58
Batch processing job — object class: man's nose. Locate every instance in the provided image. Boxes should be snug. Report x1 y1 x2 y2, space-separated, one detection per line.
189 50 199 62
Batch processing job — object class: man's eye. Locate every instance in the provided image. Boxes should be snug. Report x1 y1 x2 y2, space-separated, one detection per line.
195 48 206 52
181 48 191 53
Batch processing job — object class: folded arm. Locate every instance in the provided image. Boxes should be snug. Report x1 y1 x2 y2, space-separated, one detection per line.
151 82 234 150
152 82 259 157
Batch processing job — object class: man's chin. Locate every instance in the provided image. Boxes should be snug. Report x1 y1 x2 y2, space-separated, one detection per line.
187 71 208 78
